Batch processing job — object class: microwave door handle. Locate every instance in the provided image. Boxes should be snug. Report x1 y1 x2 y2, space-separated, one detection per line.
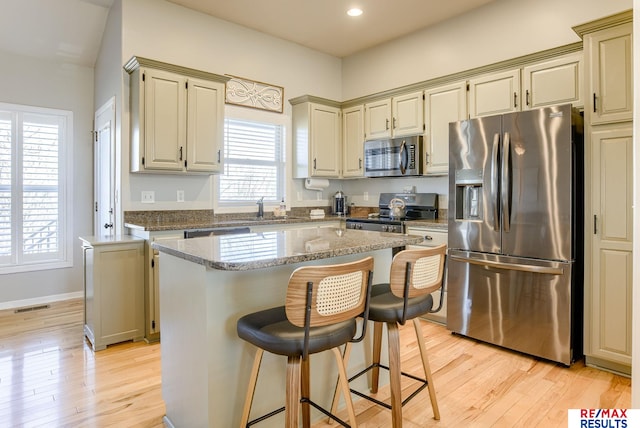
501 132 511 232
491 133 500 231
399 140 407 174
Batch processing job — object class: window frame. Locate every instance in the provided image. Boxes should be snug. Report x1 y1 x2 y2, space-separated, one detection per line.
215 108 287 211
0 102 74 274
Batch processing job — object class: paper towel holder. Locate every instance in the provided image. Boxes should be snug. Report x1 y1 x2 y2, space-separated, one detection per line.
304 178 329 191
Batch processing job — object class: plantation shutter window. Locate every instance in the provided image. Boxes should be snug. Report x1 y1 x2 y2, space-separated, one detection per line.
218 118 285 205
0 103 72 273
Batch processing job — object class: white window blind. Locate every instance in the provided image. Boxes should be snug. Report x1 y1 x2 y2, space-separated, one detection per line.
0 103 73 273
218 118 285 205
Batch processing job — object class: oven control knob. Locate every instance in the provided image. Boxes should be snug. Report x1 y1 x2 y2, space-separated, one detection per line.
358 224 363 230
381 225 387 232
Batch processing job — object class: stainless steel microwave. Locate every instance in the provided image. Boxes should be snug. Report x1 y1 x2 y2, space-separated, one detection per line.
364 135 423 177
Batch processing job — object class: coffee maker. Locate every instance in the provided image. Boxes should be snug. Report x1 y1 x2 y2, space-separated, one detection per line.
332 191 348 216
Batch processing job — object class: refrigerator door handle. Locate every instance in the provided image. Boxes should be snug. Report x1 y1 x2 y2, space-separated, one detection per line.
501 132 511 232
491 133 500 231
449 254 565 275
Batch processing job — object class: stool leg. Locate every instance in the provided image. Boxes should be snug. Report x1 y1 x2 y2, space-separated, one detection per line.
387 322 403 428
332 347 358 427
371 321 383 393
301 356 311 428
413 318 440 420
329 342 352 423
240 348 264 428
286 355 301 428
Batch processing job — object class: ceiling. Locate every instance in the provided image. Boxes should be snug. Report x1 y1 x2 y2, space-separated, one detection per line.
165 0 497 58
0 0 497 67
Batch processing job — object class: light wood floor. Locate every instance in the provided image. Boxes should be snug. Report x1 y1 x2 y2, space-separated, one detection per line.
0 299 630 427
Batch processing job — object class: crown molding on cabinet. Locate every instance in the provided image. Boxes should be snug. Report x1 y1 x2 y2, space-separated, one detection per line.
288 94 342 107
123 56 230 84
572 9 632 39
340 42 584 108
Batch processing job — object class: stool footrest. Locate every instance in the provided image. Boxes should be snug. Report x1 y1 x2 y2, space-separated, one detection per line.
247 406 284 427
347 363 429 409
301 397 351 427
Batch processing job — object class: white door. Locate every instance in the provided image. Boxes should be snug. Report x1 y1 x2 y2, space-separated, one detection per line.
94 97 115 236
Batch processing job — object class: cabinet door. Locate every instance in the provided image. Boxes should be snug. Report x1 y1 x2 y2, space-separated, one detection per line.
186 78 224 173
364 99 391 140
310 103 341 177
586 23 633 124
391 91 424 137
143 68 186 171
588 127 633 366
523 52 583 109
342 105 364 177
424 82 467 175
468 69 521 118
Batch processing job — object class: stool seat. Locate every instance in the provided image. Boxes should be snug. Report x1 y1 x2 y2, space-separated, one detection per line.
368 283 434 323
237 306 357 357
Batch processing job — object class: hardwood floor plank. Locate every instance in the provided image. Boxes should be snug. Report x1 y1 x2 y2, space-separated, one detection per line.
0 298 632 427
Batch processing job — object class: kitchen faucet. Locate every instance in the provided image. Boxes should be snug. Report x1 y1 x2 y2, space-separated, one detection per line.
256 197 264 219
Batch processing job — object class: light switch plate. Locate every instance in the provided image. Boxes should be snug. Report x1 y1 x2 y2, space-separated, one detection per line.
141 191 155 204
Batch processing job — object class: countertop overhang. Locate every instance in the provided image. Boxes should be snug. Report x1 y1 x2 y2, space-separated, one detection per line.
152 226 423 271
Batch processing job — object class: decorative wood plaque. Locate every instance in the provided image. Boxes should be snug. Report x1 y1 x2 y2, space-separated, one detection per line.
225 75 283 113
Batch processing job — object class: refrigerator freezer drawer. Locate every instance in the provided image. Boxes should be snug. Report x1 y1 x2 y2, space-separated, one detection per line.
446 250 577 365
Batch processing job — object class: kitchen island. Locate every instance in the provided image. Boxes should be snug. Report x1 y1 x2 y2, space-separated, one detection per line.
152 226 422 428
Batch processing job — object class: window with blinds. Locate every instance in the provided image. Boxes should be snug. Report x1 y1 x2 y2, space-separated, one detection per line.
0 103 72 273
218 118 285 205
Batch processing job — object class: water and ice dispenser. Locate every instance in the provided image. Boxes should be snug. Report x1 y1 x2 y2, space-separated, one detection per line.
454 169 484 220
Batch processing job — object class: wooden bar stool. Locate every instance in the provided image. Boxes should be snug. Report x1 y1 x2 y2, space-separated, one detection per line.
237 256 374 427
333 245 446 427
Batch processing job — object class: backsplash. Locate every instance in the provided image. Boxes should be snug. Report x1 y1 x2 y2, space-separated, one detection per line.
124 210 215 225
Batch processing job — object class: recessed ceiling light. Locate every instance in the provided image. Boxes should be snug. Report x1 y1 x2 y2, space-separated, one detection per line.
347 8 363 17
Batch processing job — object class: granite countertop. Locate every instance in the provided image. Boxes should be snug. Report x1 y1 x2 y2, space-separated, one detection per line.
152 226 423 271
79 235 145 246
125 215 344 232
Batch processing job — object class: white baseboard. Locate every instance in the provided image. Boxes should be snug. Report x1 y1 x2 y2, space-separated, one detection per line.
0 291 83 311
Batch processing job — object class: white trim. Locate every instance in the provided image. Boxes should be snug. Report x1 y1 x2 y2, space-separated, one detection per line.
0 291 83 311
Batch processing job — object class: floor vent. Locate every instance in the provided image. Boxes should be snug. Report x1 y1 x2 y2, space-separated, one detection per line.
14 304 50 314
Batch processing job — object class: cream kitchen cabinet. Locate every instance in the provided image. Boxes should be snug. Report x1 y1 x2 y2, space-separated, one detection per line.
291 97 341 178
342 104 364 177
468 69 521 118
364 91 424 140
125 56 227 174
423 81 467 175
585 126 633 374
80 236 145 351
522 52 584 110
583 22 633 125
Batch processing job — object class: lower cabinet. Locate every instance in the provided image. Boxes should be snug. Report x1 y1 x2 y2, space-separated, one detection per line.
584 126 633 375
81 236 145 351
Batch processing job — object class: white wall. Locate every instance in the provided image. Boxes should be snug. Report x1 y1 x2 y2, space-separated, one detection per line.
0 51 94 306
342 0 632 100
119 0 344 215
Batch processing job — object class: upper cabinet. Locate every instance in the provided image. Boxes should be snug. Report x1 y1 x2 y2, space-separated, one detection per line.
364 91 424 140
124 57 228 174
342 105 364 178
423 81 467 175
522 52 584 110
291 97 341 178
584 22 633 124
468 69 521 118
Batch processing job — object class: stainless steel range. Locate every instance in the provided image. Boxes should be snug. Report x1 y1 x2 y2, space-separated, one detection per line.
346 193 438 233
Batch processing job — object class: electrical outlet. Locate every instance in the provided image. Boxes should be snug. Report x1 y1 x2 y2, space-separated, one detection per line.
141 191 155 204
363 192 369 201
177 190 184 202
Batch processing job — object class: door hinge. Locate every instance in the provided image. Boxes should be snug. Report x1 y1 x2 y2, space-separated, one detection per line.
142 72 145 82
466 83 470 91
152 320 156 329
151 259 155 268
95 202 98 212
94 130 98 142
184 160 187 168
185 81 188 89
142 156 145 166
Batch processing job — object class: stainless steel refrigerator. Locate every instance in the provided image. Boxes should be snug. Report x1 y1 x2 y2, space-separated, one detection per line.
447 104 583 366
